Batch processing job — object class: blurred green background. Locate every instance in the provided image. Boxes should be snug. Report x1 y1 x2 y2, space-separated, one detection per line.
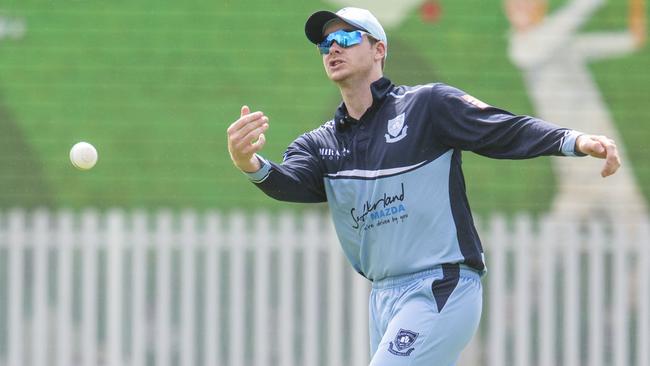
0 0 647 213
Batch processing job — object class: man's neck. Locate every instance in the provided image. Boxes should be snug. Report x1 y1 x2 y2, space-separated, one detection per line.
338 73 383 120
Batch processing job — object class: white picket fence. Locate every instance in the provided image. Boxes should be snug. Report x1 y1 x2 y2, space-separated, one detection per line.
0 209 648 366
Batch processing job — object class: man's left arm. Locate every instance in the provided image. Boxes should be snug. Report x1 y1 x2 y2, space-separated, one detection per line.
430 85 620 177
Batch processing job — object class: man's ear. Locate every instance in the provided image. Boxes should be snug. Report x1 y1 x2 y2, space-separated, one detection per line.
374 41 386 62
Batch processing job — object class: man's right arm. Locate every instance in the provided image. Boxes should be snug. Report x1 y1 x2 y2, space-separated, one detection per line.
246 144 327 203
227 105 326 203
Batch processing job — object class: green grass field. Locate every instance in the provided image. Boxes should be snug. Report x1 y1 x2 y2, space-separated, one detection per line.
0 0 647 214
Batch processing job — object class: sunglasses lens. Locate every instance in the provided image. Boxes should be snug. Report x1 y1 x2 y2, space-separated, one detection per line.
318 30 363 54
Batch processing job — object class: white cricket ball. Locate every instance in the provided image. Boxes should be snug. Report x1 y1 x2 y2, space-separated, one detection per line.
70 141 98 170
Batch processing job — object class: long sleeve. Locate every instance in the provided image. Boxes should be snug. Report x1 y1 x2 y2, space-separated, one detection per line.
244 134 326 203
430 84 584 158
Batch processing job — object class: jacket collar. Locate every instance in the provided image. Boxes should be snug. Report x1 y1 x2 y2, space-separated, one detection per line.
334 76 394 131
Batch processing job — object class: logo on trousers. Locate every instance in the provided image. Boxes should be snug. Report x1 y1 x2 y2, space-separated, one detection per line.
388 328 419 356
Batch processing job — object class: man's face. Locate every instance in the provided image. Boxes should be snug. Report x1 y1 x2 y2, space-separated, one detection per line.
321 19 378 83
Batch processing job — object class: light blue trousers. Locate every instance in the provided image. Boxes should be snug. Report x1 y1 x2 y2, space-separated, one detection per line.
368 264 483 366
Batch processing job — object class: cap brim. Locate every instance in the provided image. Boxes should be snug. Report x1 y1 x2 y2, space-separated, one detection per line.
305 10 339 44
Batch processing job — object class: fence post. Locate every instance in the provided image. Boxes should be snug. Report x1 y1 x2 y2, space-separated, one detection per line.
637 218 650 366
107 209 125 366
56 210 74 366
203 211 221 366
612 219 629 366
587 219 605 366
7 209 25 366
538 216 556 366
32 209 49 366
130 210 148 366
514 214 532 366
229 211 246 366
487 214 506 366
81 209 99 366
180 210 197 366
253 211 271 366
562 220 580 366
154 210 173 366
278 211 296 366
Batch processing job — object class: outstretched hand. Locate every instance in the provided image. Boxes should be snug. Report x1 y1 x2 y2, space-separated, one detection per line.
575 134 621 177
227 105 270 172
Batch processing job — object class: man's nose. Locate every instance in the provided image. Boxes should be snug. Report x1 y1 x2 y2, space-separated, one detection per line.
328 41 343 54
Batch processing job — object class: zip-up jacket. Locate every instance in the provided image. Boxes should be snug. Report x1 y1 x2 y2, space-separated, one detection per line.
245 77 584 281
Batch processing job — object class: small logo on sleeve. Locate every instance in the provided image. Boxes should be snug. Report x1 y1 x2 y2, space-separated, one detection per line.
461 94 489 109
388 328 419 356
385 113 408 143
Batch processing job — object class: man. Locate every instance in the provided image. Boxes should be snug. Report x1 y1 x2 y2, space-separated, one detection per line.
226 7 620 365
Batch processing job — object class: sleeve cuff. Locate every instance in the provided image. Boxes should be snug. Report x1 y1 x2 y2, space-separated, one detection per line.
561 130 587 157
243 154 272 183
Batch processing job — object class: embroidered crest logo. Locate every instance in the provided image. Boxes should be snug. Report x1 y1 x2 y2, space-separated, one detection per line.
388 328 419 356
385 113 408 143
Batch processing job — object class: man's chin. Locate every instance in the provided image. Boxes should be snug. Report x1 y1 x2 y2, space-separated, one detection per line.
328 71 351 83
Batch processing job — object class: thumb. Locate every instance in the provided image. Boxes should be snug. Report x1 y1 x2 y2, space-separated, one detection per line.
590 140 606 155
241 105 250 117
581 137 605 156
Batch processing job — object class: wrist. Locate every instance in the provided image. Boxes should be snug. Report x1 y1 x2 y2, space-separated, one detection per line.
237 155 262 173
574 135 583 154
573 134 588 157
242 154 272 183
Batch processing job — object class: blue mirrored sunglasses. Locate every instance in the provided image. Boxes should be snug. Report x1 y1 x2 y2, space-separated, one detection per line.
317 29 369 55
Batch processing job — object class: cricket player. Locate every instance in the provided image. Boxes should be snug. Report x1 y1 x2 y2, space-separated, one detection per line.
226 7 620 365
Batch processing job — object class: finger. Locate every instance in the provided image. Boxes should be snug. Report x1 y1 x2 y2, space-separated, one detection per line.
601 159 620 177
241 105 250 118
227 112 265 135
240 132 267 155
230 116 268 143
580 136 606 158
593 141 606 156
228 105 254 135
232 120 268 151
588 137 606 157
594 136 615 156
251 133 266 152
238 122 269 149
254 133 266 149
601 141 621 177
